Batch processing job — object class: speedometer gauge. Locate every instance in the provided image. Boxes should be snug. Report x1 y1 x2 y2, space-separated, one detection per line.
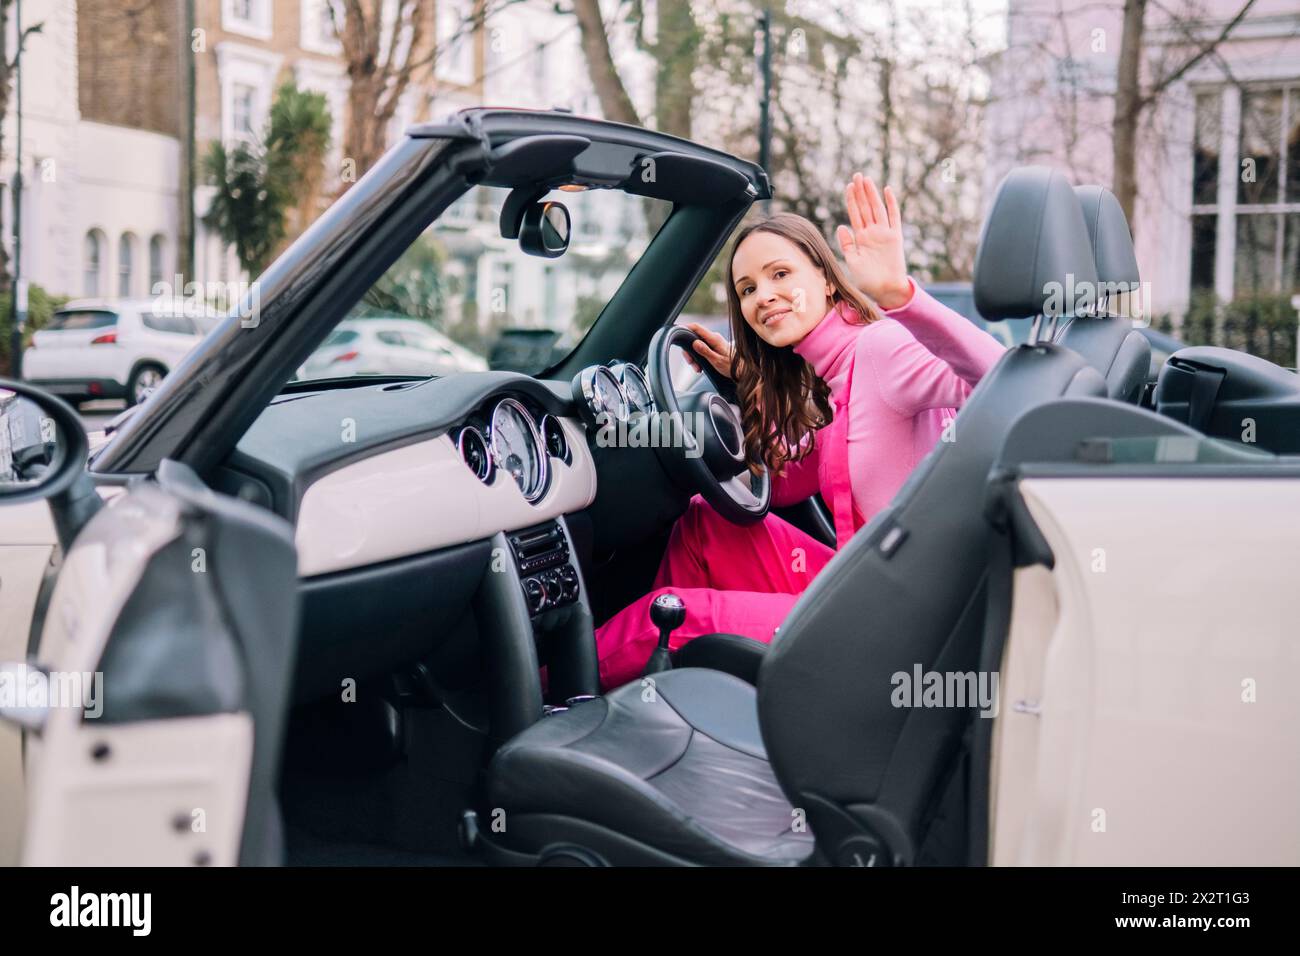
490 398 548 503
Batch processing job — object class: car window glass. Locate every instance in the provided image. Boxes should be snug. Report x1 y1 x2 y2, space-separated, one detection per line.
323 329 359 347
376 331 405 346
45 310 117 332
143 312 195 335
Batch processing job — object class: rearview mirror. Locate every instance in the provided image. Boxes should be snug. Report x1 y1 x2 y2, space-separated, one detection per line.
519 201 570 259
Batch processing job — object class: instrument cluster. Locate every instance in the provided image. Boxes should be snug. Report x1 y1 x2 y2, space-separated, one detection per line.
451 360 654 507
454 394 570 504
571 361 656 429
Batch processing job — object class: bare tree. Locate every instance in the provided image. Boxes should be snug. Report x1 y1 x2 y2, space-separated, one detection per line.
334 0 435 187
572 0 641 125
1111 0 1259 223
567 1 990 285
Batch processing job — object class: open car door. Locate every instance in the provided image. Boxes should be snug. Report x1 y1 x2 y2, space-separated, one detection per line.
978 398 1300 865
13 459 298 866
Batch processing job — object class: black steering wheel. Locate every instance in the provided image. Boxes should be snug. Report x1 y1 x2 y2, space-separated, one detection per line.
645 325 771 525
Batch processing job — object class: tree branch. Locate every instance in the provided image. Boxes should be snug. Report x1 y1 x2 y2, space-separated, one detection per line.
1141 0 1259 105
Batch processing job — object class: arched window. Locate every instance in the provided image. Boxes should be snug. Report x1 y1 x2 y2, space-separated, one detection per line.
119 232 137 297
84 230 105 296
149 234 166 290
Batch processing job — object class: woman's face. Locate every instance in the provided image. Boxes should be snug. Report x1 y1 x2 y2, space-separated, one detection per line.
731 231 834 349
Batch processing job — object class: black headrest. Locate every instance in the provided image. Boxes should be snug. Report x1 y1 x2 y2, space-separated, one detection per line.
973 166 1098 321
1074 185 1140 290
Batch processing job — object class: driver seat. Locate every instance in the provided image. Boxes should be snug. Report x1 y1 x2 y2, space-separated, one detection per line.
481 166 1107 866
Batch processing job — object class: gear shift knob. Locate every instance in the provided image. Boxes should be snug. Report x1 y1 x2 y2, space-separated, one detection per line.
649 593 686 631
644 593 686 677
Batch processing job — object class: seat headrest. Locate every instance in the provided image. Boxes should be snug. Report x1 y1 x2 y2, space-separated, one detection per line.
1074 184 1140 289
973 166 1098 321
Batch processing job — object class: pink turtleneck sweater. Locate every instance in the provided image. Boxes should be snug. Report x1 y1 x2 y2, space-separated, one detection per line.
776 278 1007 530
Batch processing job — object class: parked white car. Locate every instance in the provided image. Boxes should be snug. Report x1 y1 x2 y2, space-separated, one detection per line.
21 298 221 407
298 317 488 380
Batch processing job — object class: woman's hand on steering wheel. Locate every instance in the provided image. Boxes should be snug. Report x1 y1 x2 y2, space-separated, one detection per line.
647 325 770 526
681 322 737 379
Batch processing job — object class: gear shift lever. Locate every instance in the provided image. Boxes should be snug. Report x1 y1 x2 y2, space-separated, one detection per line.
644 593 687 677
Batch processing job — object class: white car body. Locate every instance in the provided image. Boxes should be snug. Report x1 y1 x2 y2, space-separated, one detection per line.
299 317 488 380
22 298 221 406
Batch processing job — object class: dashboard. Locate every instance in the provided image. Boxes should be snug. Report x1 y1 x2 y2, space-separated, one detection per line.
221 360 659 578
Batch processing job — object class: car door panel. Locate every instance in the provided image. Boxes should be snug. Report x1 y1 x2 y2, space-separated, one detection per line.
20 462 298 866
990 475 1300 866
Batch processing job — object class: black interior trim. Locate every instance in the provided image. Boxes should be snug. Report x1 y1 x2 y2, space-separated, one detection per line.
294 539 493 704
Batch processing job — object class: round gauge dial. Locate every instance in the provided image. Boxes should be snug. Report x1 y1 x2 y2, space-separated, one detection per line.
613 363 655 414
490 398 547 502
571 365 631 429
457 426 493 483
590 367 629 423
540 414 569 463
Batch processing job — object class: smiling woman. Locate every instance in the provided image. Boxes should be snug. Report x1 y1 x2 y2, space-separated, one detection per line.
293 184 669 383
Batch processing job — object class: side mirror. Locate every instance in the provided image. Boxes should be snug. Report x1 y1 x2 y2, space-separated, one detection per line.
0 380 100 551
519 201 570 259
0 381 86 505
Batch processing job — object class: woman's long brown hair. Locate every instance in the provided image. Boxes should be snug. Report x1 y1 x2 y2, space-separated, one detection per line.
725 213 883 475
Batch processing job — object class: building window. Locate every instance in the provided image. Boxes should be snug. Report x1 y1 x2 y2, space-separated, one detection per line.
1190 214 1216 291
118 233 137 298
223 0 272 42
301 0 342 55
1190 84 1300 300
231 82 257 139
216 43 282 145
1192 91 1220 206
84 230 104 297
436 0 475 86
149 235 166 290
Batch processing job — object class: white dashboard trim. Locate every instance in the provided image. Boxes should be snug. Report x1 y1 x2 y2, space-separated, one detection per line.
294 416 596 577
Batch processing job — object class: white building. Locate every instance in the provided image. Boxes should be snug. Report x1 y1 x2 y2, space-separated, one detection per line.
2 0 181 305
985 0 1300 321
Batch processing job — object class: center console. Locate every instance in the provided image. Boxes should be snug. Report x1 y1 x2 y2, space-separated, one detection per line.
507 522 581 617
474 516 599 744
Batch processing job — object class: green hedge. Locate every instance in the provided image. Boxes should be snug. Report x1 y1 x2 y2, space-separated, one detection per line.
1154 291 1300 368
0 284 72 376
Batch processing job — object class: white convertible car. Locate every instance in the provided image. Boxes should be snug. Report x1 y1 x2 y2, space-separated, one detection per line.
0 110 1296 867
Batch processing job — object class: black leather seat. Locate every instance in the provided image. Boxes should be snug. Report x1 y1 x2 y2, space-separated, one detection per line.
1055 185 1151 404
670 631 768 684
485 166 1107 866
489 669 813 865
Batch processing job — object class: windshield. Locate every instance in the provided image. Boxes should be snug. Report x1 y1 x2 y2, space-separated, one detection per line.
294 184 669 382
